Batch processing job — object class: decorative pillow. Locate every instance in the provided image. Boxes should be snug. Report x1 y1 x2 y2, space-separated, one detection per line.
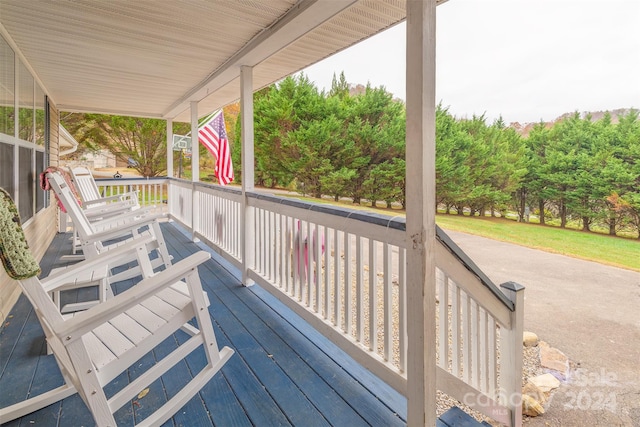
0 188 41 280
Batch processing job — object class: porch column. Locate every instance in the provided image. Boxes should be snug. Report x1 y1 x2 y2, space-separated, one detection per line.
190 101 199 182
166 119 173 178
240 65 255 286
405 0 437 426
190 101 199 240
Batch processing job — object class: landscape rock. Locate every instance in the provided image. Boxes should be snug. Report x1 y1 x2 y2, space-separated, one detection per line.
523 331 539 347
529 373 561 393
523 381 547 405
539 341 570 377
522 394 545 417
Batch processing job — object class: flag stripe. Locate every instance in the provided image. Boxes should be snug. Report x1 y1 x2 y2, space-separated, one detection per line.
197 110 234 185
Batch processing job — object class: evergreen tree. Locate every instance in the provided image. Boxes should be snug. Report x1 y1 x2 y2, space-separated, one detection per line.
523 122 552 224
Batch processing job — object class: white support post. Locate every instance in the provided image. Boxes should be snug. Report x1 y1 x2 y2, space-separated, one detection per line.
405 0 437 426
500 282 525 427
240 65 255 286
190 101 199 240
190 101 199 183
166 119 173 178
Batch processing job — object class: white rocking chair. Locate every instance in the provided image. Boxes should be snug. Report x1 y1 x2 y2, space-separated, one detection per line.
0 188 234 426
46 170 173 284
70 166 140 211
64 166 145 254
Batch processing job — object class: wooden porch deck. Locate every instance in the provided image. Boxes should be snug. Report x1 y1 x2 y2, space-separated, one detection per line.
1 222 407 426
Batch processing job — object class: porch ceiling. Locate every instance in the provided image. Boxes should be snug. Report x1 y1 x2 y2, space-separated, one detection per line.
0 0 445 123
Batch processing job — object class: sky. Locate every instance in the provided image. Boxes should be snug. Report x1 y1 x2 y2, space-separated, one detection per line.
300 0 640 124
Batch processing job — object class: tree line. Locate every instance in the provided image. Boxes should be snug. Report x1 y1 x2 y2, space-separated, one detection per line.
232 73 639 238
61 72 640 239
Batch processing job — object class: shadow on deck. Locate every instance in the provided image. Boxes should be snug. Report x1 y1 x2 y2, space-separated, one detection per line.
1 222 406 426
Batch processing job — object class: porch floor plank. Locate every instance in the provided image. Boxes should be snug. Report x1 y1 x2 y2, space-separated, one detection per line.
0 223 407 426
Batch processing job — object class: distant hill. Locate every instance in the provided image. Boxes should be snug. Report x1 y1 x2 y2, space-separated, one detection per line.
509 108 635 137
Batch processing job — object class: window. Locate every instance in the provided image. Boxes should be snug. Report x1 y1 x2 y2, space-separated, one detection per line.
0 142 14 195
18 146 34 220
1 36 49 221
0 35 14 136
35 84 45 146
36 150 45 212
18 61 34 142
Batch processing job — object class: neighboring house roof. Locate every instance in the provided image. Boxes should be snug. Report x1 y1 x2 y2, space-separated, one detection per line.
0 0 445 122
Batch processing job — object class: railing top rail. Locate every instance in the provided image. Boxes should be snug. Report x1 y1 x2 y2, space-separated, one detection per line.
168 177 243 196
247 191 406 231
436 225 515 311
94 177 169 183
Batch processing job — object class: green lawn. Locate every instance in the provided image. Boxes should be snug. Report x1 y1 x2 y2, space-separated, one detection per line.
435 214 640 272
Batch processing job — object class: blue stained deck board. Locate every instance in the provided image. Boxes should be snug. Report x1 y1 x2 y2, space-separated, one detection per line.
438 406 493 427
198 371 252 427
222 284 400 427
0 296 31 377
177 274 326 426
162 224 403 426
164 224 408 425
249 285 408 423
0 306 47 410
14 340 65 425
205 286 352 426
0 223 481 427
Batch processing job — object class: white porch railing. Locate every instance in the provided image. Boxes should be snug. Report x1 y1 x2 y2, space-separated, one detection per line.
95 177 169 215
95 177 524 426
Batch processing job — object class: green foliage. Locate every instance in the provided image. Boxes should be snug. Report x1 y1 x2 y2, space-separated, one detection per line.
62 113 190 177
238 71 638 238
239 73 407 205
520 109 640 237
435 108 527 218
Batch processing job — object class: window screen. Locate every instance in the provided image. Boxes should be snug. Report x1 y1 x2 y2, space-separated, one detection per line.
0 142 14 195
36 150 45 212
18 146 33 220
0 35 15 136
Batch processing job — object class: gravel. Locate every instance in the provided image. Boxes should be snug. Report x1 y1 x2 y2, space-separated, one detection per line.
435 341 544 425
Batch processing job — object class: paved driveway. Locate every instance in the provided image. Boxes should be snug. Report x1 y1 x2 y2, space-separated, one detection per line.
445 230 640 426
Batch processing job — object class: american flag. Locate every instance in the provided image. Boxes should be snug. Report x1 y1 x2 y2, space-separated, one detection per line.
198 110 234 185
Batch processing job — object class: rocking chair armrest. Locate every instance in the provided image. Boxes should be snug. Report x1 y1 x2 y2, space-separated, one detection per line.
83 203 138 219
41 236 156 293
113 189 139 200
83 197 140 212
100 190 140 205
83 193 134 207
55 251 211 343
81 215 163 245
89 209 166 230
